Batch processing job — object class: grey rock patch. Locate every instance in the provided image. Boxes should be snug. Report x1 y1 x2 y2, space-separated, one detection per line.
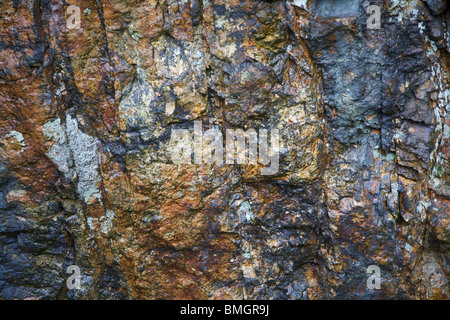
315 0 361 18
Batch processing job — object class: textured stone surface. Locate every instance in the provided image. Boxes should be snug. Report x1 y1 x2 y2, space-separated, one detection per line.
0 0 448 299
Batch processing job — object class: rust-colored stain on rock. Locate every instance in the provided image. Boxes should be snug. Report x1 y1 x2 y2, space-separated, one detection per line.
0 0 448 300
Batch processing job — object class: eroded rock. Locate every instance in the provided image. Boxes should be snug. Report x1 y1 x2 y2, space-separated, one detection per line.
0 0 448 300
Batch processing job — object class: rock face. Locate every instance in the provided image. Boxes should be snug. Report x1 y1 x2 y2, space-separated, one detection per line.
0 0 448 300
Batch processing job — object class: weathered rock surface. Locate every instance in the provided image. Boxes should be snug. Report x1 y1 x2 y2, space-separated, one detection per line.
0 0 448 299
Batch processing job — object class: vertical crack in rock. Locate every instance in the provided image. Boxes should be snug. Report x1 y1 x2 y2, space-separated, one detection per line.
0 0 448 300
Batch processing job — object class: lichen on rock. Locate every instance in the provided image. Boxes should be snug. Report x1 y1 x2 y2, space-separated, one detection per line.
0 0 448 300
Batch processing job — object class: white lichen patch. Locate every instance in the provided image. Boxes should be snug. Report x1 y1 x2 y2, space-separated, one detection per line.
389 0 421 22
417 199 430 221
405 242 412 252
43 118 72 176
66 114 102 203
100 210 115 234
6 189 28 202
292 0 308 9
87 217 99 230
43 114 102 203
238 201 254 223
5 131 25 152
